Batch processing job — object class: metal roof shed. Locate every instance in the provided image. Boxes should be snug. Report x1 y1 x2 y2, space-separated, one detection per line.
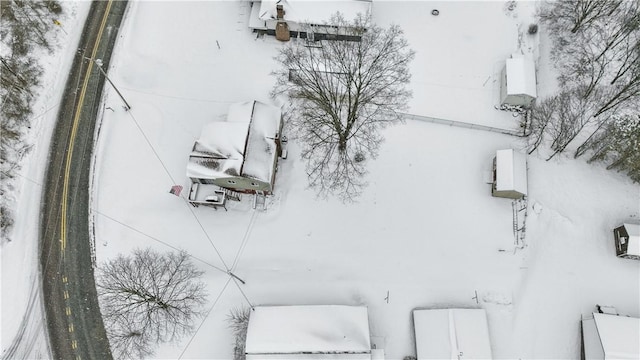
613 223 640 260
492 149 527 199
413 308 493 360
500 55 537 108
245 305 374 360
582 313 640 360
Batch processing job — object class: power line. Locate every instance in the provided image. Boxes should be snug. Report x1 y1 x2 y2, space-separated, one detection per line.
1 167 229 276
124 109 233 272
231 210 258 271
231 277 254 310
177 277 231 360
95 210 229 275
119 87 238 104
121 107 256 310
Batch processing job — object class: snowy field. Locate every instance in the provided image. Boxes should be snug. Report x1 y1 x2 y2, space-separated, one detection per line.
3 1 639 359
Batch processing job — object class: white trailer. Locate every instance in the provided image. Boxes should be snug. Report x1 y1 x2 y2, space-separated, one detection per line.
245 305 378 360
582 312 640 359
413 308 493 360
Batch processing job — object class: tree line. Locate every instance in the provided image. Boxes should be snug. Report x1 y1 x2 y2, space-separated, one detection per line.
1 0 63 239
529 0 639 181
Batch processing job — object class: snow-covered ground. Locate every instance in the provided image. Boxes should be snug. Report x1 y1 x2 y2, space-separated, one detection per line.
3 1 639 359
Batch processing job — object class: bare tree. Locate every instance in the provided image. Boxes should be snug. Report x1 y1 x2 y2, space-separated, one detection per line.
1 0 62 241
528 0 639 169
272 13 414 201
538 0 624 34
97 248 208 359
227 307 251 360
526 95 559 154
527 87 601 160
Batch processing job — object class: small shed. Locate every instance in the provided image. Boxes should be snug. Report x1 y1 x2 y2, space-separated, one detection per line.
413 308 493 360
186 100 283 204
581 313 640 359
613 223 640 260
500 55 537 108
245 305 375 360
492 149 527 199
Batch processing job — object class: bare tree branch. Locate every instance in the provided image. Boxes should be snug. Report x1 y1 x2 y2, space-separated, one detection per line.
272 13 414 201
97 248 208 359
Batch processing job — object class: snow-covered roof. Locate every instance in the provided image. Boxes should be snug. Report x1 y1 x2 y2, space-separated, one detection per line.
505 55 537 98
495 149 527 195
413 308 493 360
242 101 282 182
186 122 248 180
186 101 281 184
622 223 640 256
582 313 640 360
245 305 372 358
258 0 372 26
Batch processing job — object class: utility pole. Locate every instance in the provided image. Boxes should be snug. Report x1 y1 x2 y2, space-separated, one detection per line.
84 57 131 110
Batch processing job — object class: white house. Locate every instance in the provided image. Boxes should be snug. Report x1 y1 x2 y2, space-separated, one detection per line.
613 223 640 260
248 0 372 41
413 308 493 360
245 305 378 359
582 312 640 359
186 100 283 206
492 149 527 199
500 54 537 107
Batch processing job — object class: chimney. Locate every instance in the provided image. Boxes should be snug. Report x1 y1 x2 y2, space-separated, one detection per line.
276 4 285 20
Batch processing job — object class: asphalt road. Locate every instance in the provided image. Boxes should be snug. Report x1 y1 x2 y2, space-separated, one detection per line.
40 1 128 359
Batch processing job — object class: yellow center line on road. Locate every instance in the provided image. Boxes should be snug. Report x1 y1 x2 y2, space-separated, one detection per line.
66 306 72 316
60 0 113 253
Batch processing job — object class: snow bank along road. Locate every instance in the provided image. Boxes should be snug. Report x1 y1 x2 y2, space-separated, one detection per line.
39 1 127 359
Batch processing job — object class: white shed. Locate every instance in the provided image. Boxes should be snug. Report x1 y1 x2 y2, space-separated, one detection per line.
500 55 537 108
492 149 527 199
413 308 493 360
582 313 640 359
245 305 375 360
613 223 640 260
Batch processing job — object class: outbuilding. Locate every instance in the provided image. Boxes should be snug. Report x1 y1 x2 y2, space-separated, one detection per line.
613 223 640 260
500 54 537 108
492 149 527 199
186 100 283 206
248 0 372 41
245 305 378 359
412 308 493 360
581 312 640 359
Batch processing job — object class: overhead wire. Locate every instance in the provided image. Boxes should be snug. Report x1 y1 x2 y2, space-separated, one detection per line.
122 107 256 308
177 277 231 360
230 209 259 272
124 109 232 271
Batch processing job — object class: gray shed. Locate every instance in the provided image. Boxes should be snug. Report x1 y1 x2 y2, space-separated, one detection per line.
613 222 640 260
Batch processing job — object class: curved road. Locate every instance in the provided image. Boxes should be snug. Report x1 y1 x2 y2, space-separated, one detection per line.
40 1 127 359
